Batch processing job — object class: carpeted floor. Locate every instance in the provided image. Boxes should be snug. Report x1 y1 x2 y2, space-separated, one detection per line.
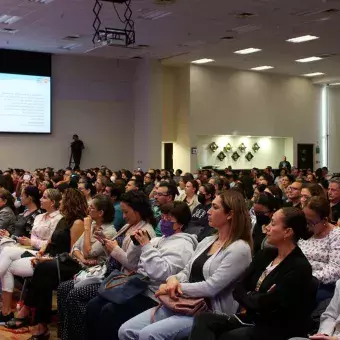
0 291 59 340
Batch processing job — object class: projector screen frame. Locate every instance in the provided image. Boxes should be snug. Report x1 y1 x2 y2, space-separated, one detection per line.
0 72 52 135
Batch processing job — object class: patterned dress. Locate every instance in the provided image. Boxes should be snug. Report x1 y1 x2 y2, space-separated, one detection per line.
57 236 124 340
298 228 340 284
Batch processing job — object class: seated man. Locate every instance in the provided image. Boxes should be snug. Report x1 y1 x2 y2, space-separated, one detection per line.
290 279 340 340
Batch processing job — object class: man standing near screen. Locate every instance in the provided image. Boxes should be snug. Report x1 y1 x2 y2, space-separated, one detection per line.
70 134 84 169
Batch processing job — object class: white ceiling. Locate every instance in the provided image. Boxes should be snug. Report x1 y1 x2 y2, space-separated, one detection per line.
2 0 340 79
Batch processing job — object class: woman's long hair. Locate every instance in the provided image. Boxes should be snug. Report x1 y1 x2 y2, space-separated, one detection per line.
0 188 15 213
120 190 157 227
219 190 253 250
60 188 88 226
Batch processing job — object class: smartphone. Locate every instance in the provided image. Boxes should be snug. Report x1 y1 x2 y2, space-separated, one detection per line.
130 230 151 246
23 174 31 181
94 231 106 245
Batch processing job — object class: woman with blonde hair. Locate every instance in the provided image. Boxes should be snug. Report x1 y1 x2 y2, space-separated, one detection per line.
118 190 253 340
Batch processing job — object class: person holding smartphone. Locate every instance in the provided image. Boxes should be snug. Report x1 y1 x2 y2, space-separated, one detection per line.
85 201 198 340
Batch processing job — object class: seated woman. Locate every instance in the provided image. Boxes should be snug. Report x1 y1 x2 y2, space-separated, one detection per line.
300 196 340 303
0 188 16 235
189 207 316 340
252 192 280 255
0 189 63 322
118 190 253 340
4 188 88 337
0 186 42 238
57 190 156 340
186 183 216 242
290 280 340 340
300 183 326 209
71 194 117 266
85 201 198 340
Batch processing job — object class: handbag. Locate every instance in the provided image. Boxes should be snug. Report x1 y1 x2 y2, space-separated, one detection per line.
56 252 82 284
74 264 107 289
151 294 208 322
98 269 149 304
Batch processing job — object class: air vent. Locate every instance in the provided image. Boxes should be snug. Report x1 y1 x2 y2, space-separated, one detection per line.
131 56 143 59
137 44 149 48
318 53 337 58
322 8 340 13
232 25 260 33
292 7 340 16
63 35 81 41
233 12 256 18
154 0 175 4
0 28 18 34
58 43 82 50
138 9 172 20
220 36 234 40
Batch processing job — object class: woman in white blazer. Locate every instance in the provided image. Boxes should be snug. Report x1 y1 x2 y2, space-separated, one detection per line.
290 279 340 340
118 189 253 340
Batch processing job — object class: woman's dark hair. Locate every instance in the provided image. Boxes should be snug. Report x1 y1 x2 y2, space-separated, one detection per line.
1 174 14 193
45 171 54 180
188 180 199 194
60 188 88 226
107 183 125 201
266 185 283 201
121 170 132 181
306 196 331 221
302 183 326 199
280 207 309 242
201 183 216 198
0 188 15 212
92 194 115 224
120 190 157 226
255 192 280 212
23 186 41 209
161 201 191 228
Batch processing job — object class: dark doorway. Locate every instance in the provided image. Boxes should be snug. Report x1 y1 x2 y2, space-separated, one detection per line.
297 144 314 170
164 143 173 170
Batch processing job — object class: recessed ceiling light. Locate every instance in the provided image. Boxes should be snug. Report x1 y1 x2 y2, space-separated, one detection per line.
234 47 261 55
191 58 215 64
296 56 322 63
0 15 22 25
329 83 340 86
251 66 274 71
286 35 319 43
303 72 325 77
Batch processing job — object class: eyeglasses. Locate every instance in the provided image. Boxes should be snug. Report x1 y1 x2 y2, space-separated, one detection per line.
307 218 323 228
154 192 169 197
145 176 151 179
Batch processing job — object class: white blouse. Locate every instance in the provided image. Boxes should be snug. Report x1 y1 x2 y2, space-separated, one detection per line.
299 228 340 284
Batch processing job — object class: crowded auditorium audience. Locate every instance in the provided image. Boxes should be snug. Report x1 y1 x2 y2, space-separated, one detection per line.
0 163 339 340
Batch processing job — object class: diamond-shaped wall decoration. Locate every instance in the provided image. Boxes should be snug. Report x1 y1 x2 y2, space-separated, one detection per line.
245 152 254 161
224 143 232 153
231 151 240 161
217 151 226 161
238 143 247 153
252 143 260 153
209 142 218 152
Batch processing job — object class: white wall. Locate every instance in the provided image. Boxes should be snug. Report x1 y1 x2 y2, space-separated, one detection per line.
197 135 291 169
328 86 340 172
189 66 322 171
133 60 163 170
0 55 136 170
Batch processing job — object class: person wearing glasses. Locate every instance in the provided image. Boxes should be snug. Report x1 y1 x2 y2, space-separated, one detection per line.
152 182 179 236
284 181 302 209
144 173 155 196
300 196 340 303
300 183 327 209
328 178 340 225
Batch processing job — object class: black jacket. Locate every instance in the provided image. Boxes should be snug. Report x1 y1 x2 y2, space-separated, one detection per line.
233 247 317 340
279 161 292 171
